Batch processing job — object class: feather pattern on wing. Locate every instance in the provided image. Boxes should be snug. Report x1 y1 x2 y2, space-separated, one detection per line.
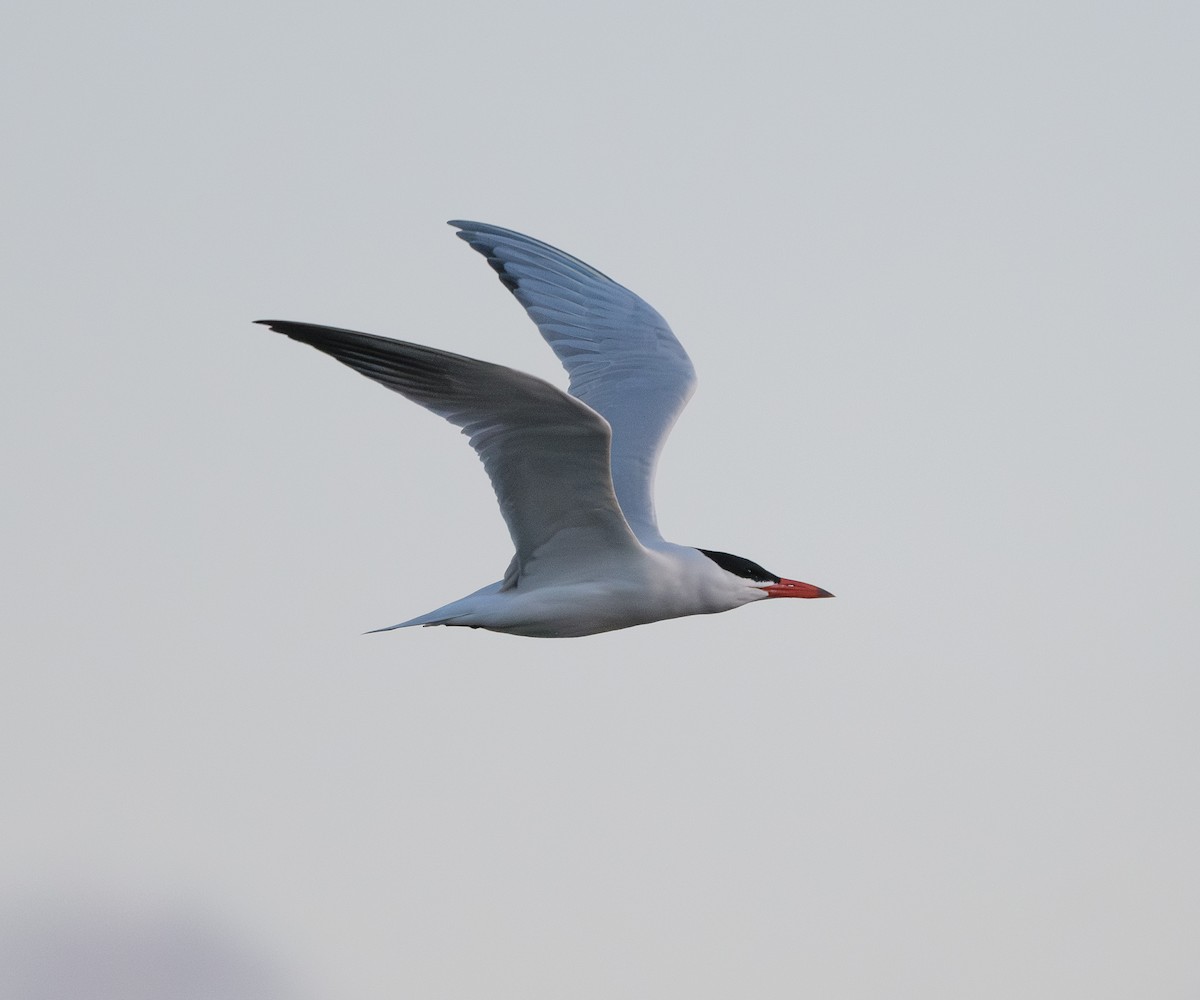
448 221 698 544
255 321 643 583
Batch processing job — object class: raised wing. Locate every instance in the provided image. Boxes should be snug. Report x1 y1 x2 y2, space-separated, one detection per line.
256 321 643 583
449 221 698 545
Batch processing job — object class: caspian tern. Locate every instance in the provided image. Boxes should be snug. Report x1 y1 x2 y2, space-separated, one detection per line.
257 221 832 637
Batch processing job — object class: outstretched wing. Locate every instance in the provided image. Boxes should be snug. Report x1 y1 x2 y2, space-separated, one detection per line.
256 320 643 583
449 221 698 545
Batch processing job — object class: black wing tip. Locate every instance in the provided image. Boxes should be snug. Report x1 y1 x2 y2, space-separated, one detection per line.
255 319 343 338
255 319 326 344
253 319 362 351
255 318 297 332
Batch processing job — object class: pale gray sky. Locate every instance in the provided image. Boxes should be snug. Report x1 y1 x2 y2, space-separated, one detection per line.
3 0 1198 996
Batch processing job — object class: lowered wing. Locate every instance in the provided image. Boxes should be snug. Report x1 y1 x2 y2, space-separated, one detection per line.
256 320 643 583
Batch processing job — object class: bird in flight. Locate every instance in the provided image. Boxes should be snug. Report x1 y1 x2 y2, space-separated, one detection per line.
257 221 832 637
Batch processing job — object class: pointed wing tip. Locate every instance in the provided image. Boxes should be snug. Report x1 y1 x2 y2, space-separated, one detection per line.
364 622 412 633
448 220 516 245
255 319 316 343
256 319 339 338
